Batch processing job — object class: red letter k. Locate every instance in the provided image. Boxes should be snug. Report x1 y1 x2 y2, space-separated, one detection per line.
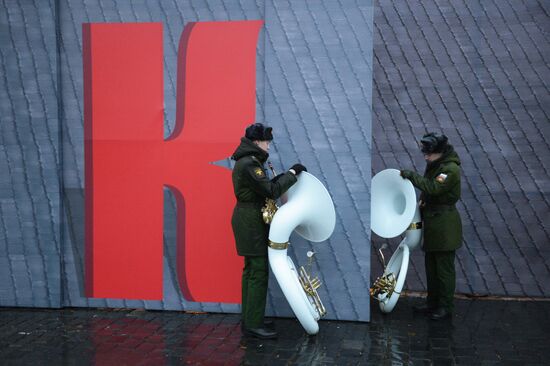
84 20 262 303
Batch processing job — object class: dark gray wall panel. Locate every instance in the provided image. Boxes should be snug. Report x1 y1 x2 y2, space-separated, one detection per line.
0 0 61 308
371 0 550 298
263 0 373 321
55 0 374 322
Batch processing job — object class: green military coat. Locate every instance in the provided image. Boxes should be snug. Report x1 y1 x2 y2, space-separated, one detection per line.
231 138 297 256
401 147 463 252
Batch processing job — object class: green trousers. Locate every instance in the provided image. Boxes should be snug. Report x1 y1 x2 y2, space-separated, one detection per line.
425 250 456 312
241 256 268 328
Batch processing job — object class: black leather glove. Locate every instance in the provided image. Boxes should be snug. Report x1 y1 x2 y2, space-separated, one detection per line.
290 163 307 175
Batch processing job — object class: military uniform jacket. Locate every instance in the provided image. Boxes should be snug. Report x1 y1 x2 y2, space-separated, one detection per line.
231 138 297 256
402 147 463 252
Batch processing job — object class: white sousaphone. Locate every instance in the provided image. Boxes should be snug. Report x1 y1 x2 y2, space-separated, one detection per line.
267 171 336 335
370 169 422 313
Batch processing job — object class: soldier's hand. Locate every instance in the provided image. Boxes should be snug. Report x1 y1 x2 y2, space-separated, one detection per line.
290 163 307 175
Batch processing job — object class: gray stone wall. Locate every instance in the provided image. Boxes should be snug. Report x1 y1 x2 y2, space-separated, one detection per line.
371 0 550 297
0 0 61 307
1 0 374 322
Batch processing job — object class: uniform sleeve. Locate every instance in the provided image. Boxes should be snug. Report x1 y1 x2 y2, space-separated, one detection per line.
404 164 459 196
245 162 297 199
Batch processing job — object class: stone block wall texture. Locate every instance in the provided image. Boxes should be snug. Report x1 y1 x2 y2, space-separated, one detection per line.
1 0 548 322
371 0 550 297
0 0 61 308
1 0 374 322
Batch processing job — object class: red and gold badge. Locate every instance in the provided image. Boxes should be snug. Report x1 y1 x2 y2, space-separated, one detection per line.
436 173 448 183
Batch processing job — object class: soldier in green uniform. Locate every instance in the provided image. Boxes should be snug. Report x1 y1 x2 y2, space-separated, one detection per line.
400 132 462 320
231 123 307 338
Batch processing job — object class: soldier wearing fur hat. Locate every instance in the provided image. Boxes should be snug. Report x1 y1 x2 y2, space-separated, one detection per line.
231 123 307 339
400 132 462 320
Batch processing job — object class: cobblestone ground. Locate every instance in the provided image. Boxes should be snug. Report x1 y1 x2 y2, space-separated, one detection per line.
0 297 548 365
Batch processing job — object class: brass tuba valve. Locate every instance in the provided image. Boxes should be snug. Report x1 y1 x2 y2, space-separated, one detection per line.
298 251 327 317
262 161 279 224
370 273 398 299
262 198 279 224
370 244 399 301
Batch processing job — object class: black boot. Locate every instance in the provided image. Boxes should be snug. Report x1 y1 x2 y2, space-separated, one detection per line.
243 327 278 339
241 319 274 330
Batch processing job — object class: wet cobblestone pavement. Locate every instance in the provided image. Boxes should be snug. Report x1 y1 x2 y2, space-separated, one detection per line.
0 297 549 365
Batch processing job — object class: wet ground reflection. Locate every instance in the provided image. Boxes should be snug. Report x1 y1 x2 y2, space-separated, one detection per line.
0 297 548 365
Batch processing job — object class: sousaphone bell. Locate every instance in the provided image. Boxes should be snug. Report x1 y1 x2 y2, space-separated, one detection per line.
267 171 336 335
370 169 422 313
